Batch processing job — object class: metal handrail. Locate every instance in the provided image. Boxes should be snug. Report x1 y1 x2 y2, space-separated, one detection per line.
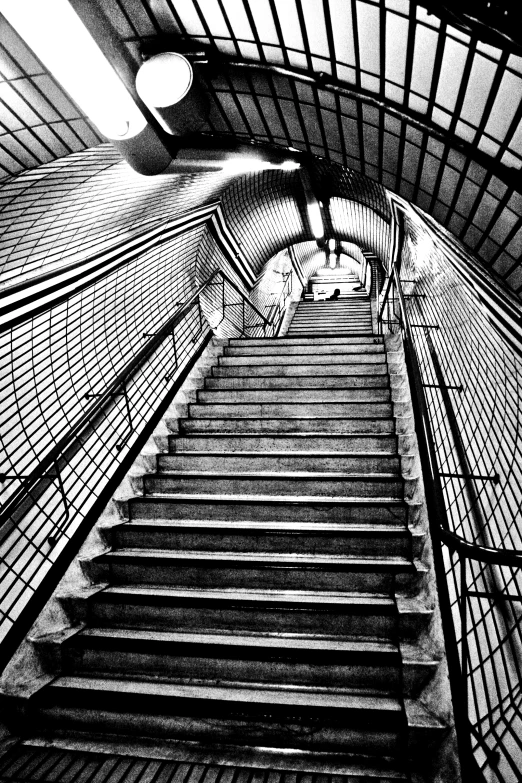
441 528 522 567
0 268 268 537
265 269 293 333
378 258 485 782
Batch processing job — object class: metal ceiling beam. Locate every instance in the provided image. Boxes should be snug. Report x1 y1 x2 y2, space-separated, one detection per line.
214 57 522 195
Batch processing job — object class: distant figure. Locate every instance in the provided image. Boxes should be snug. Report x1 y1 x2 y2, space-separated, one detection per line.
328 288 340 300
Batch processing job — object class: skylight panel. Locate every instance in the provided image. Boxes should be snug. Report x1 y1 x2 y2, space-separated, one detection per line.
171 0 207 36
356 1 381 77
300 0 330 59
409 23 438 107
484 71 522 143
460 54 497 130
435 36 468 113
220 0 254 40
328 0 356 69
385 11 408 86
199 0 231 38
273 0 304 51
248 0 279 45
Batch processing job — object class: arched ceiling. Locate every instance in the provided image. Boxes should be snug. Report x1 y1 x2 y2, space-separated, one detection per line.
0 0 521 297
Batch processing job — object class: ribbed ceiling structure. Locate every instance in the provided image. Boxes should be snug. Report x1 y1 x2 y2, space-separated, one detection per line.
1 0 522 297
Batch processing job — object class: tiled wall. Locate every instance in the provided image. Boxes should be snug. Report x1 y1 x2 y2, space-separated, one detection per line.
219 169 308 278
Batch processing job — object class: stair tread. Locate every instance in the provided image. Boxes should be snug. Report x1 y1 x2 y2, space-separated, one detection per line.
48 676 402 711
100 550 413 567
165 450 397 457
76 627 399 653
152 471 401 480
99 584 394 603
139 493 406 504
119 520 407 533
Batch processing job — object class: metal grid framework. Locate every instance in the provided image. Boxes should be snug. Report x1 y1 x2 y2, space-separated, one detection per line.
100 0 522 297
380 207 522 782
1 2 522 296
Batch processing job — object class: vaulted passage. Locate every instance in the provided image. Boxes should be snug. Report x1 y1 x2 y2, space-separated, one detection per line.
3 306 449 782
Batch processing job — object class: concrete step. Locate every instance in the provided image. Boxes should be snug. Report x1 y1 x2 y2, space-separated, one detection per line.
53 628 403 691
293 303 370 309
287 324 374 332
218 354 386 366
188 402 393 419
288 326 371 337
205 375 389 389
289 317 373 324
159 452 401 473
129 495 407 525
79 586 401 638
292 311 371 317
180 417 395 434
291 311 371 317
26 676 406 755
197 388 391 404
110 520 410 557
212 363 388 377
144 472 404 499
170 434 399 453
296 303 369 309
87 549 415 592
287 328 373 334
224 344 384 356
229 336 382 346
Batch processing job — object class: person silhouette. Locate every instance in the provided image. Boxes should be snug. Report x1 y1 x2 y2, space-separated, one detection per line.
328 288 340 300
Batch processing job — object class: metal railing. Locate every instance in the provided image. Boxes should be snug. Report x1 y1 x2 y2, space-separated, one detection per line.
264 269 294 335
0 266 275 672
378 257 522 782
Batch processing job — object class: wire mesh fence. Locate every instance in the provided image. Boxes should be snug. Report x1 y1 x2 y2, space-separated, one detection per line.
0 224 288 670
379 208 522 782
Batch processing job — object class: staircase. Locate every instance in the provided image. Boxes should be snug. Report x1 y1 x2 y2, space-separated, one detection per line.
11 311 446 781
289 292 373 334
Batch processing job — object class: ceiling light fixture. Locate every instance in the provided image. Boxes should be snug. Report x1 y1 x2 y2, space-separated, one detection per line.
307 202 324 241
135 52 208 136
2 0 146 141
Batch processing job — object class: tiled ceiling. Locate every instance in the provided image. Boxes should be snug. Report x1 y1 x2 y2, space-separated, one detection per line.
1 0 522 297
0 15 102 176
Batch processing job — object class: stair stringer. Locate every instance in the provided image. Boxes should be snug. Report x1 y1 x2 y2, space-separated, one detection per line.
385 332 461 783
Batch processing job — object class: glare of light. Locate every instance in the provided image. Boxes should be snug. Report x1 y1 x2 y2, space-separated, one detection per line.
2 0 146 140
220 157 301 174
307 202 324 240
221 157 271 174
329 252 336 269
328 238 336 252
136 53 193 109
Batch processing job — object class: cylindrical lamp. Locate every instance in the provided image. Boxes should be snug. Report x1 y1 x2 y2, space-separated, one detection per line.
135 52 208 136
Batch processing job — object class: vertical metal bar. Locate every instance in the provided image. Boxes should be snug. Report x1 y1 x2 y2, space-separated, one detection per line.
172 328 178 367
197 298 203 335
461 557 469 732
53 458 69 530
